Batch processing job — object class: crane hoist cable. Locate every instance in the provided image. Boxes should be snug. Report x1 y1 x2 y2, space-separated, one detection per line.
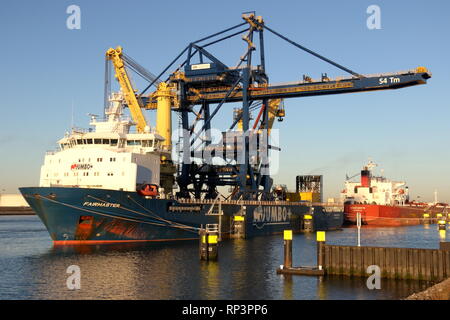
122 53 162 86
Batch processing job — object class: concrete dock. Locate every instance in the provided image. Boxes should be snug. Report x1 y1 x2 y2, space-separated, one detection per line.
0 207 34 215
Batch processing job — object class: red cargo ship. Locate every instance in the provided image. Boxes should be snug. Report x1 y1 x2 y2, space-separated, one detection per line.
341 161 446 226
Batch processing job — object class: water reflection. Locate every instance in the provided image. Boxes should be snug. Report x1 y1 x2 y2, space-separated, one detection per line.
199 260 221 300
439 230 446 241
0 216 446 299
281 275 294 300
316 276 327 300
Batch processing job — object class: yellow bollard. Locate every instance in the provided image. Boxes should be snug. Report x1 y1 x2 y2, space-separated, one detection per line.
439 230 446 241
302 214 313 232
283 230 293 268
199 229 218 261
423 213 430 224
317 231 326 242
316 231 326 270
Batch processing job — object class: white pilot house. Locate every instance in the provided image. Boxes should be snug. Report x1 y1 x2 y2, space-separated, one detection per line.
39 93 163 192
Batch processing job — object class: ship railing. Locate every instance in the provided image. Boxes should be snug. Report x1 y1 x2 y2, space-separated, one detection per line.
70 127 92 134
358 69 423 79
126 127 159 134
177 198 343 208
205 224 219 232
90 116 133 123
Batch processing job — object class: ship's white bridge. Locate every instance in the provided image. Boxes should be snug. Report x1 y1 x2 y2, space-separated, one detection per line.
40 92 165 192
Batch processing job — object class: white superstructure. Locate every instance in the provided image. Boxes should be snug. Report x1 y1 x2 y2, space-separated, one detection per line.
40 93 164 192
340 161 409 206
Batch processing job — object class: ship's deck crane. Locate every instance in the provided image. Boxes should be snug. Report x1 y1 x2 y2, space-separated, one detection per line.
105 47 150 133
105 46 176 193
106 13 432 200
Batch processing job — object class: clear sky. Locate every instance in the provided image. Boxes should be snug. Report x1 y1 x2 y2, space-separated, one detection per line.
1 0 449 202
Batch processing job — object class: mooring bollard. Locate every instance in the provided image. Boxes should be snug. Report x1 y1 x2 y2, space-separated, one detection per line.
232 215 246 239
439 230 446 242
199 228 219 261
423 213 430 224
276 229 326 276
302 214 314 232
283 230 293 269
316 231 326 271
199 229 207 260
438 219 447 231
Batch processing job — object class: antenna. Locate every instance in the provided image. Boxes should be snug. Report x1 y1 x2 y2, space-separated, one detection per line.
71 99 74 130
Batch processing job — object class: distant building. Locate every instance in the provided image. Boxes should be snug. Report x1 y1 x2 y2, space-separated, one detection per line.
0 194 28 207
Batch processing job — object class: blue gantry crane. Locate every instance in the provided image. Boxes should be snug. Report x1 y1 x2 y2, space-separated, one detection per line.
118 13 431 200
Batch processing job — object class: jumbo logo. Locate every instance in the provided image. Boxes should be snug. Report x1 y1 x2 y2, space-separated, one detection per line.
253 206 292 223
71 164 93 170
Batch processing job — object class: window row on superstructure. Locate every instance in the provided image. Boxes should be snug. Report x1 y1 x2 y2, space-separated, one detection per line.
48 171 123 177
60 138 161 150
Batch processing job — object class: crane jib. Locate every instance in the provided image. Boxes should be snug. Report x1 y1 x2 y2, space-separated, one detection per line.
184 72 430 104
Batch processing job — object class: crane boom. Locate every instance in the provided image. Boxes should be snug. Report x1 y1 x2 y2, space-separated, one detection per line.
193 69 430 104
106 46 148 133
140 68 430 109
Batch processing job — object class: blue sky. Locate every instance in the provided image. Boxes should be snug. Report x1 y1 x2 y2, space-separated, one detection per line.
1 0 449 202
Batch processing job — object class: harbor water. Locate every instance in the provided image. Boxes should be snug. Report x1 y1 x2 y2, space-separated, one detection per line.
0 215 446 300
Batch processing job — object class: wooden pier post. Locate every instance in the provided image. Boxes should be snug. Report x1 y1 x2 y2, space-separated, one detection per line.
440 242 450 251
316 231 326 270
277 229 325 276
283 230 293 268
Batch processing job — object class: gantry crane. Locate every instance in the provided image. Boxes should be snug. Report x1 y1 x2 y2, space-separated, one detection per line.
106 13 431 200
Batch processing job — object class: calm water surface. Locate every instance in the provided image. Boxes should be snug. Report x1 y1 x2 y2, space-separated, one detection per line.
0 215 446 300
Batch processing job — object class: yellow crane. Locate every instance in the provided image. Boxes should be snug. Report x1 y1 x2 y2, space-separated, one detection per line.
106 46 175 153
105 46 148 133
106 46 176 193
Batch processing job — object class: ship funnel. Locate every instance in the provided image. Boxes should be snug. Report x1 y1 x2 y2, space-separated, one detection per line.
361 169 371 187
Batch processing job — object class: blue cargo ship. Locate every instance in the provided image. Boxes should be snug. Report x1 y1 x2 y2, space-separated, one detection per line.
19 91 343 244
20 186 343 244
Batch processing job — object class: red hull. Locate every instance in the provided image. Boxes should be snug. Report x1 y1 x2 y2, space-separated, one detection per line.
344 204 441 227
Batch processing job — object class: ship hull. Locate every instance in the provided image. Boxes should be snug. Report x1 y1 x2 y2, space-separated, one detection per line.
344 204 441 227
19 187 343 244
